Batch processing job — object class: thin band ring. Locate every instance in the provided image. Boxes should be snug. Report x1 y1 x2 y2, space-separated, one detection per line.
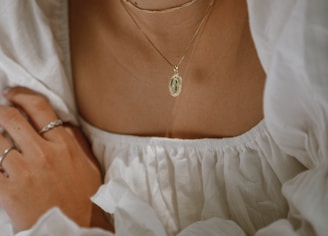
0 146 17 177
39 119 63 135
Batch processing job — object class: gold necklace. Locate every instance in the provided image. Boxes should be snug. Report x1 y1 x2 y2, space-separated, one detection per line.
121 0 215 97
124 0 200 14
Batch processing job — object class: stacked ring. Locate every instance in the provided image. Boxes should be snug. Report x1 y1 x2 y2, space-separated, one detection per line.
39 119 63 135
0 146 17 177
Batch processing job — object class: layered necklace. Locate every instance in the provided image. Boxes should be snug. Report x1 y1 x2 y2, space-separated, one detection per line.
124 0 200 13
121 0 215 97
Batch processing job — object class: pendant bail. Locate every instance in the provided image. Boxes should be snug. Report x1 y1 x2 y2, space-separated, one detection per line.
173 65 179 74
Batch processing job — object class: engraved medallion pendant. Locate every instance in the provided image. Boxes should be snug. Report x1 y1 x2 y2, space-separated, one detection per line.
121 0 215 98
169 66 183 97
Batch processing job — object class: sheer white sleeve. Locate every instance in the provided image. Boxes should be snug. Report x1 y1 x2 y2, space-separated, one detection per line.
0 0 77 124
249 0 328 235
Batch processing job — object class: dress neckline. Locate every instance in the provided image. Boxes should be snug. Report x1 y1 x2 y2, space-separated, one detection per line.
80 117 268 151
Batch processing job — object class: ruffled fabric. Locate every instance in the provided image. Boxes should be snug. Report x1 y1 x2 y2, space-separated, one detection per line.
81 118 306 236
92 180 167 236
16 208 113 236
0 0 327 235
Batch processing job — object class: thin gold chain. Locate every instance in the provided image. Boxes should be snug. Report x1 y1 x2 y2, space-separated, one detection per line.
124 0 200 14
121 0 215 69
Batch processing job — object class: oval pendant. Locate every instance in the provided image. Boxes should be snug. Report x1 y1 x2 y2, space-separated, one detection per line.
169 73 182 97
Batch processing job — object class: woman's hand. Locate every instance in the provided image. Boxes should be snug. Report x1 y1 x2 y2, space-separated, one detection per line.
0 87 102 231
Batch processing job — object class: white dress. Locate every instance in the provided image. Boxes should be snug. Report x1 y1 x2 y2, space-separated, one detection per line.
0 0 327 235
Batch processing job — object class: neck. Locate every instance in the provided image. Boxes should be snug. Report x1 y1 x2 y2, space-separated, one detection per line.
119 0 215 66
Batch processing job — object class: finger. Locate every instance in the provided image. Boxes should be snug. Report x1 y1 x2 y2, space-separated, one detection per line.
0 134 22 181
3 87 67 141
0 105 42 153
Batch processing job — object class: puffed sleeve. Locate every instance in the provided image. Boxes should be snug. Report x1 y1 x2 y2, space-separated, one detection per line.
248 0 328 235
0 0 78 124
0 0 101 235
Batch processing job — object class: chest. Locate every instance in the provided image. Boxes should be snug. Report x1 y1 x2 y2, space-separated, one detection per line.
69 0 265 138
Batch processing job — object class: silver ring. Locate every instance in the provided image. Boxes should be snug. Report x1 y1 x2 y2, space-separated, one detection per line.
39 119 63 135
0 146 17 177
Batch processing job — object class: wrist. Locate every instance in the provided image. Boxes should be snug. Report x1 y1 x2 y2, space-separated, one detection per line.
90 203 115 233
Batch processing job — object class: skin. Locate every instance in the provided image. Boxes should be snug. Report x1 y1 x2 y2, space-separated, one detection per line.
70 0 265 139
0 0 265 232
0 87 105 231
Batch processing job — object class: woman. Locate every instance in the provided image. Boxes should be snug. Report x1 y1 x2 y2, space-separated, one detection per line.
0 0 327 235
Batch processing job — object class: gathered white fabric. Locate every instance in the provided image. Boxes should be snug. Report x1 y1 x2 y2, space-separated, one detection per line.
0 0 327 235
